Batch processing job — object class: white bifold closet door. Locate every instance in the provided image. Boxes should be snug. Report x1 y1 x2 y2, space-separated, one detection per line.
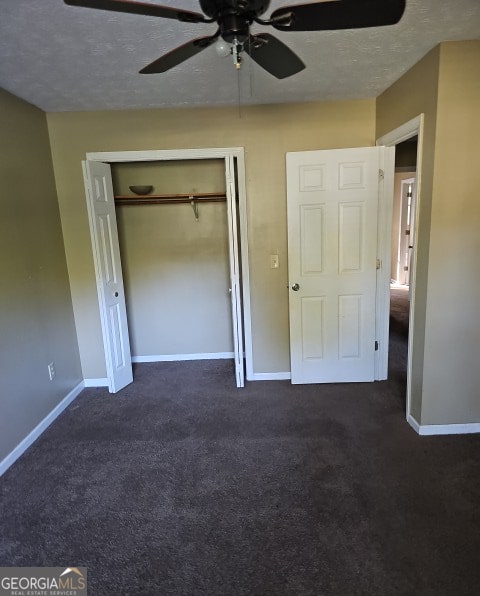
83 160 133 393
225 155 245 388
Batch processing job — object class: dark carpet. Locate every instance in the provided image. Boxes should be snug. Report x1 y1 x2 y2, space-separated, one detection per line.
389 285 410 338
1 323 480 594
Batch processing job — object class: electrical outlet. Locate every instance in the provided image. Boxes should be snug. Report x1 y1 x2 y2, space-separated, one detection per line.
48 362 55 381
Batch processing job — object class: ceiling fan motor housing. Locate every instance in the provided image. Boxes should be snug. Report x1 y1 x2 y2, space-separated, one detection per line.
200 0 271 43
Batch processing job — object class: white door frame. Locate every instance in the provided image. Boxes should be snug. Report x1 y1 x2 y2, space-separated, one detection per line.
376 114 424 420
85 147 253 385
374 145 396 380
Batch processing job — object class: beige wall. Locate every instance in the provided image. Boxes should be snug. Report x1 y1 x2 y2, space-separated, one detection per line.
421 41 480 424
377 40 480 425
0 89 81 462
112 160 233 357
47 99 376 378
395 139 417 169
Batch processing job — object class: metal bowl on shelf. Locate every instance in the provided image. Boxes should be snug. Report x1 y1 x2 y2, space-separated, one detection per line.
129 185 154 195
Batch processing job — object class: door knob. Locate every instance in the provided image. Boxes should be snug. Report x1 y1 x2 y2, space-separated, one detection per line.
291 283 300 291
114 291 119 297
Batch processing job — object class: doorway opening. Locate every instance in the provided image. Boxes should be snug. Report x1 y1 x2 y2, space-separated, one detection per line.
389 136 417 391
377 115 424 421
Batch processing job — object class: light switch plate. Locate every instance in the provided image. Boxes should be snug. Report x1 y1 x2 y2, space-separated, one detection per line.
270 254 279 269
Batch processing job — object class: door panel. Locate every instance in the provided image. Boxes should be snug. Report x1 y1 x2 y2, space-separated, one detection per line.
301 205 325 274
225 156 245 388
287 147 383 384
339 202 364 272
338 294 361 358
301 296 325 359
83 160 133 393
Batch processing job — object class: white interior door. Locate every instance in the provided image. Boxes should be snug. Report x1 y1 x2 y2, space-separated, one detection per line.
287 147 385 384
83 160 133 393
225 156 245 387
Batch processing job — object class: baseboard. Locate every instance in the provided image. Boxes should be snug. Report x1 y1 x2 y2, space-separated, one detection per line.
407 414 480 435
407 414 421 434
132 352 234 363
249 372 292 381
0 381 84 477
83 378 109 387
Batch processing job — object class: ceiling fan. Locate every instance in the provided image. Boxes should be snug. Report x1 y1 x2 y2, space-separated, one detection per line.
64 0 406 79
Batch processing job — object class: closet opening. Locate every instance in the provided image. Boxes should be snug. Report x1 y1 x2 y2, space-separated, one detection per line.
83 148 251 392
113 159 235 367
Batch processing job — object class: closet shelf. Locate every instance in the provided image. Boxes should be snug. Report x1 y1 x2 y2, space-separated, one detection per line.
114 192 227 205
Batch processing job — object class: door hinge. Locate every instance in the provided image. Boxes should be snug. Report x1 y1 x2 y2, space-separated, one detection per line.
379 169 384 180
376 258 381 270
375 341 379 351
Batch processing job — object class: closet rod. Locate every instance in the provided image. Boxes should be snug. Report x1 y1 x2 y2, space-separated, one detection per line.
114 192 227 206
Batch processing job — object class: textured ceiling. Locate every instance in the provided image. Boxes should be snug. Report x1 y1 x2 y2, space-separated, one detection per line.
0 0 479 112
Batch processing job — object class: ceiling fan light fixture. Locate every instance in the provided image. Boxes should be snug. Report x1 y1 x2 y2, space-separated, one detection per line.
214 38 231 57
215 37 244 70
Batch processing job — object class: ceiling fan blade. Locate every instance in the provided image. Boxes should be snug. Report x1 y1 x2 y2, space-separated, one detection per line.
244 34 305 79
140 33 219 74
270 0 406 32
64 0 210 24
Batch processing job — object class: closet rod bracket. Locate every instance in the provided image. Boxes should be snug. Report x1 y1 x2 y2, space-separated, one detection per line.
190 197 199 222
